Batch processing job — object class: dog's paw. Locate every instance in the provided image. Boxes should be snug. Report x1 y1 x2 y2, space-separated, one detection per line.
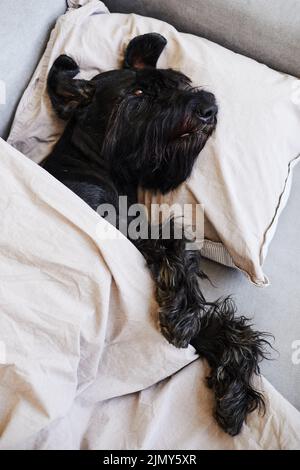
159 308 200 349
212 379 266 436
160 322 190 348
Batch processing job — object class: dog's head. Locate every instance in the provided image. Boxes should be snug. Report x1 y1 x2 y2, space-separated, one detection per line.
48 33 217 193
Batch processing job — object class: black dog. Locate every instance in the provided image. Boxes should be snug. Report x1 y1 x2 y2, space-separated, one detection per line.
42 33 270 436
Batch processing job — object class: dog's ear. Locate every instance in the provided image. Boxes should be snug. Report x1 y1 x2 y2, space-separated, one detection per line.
124 33 167 69
47 55 96 120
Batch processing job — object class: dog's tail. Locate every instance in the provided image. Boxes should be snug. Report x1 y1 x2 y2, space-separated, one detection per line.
190 296 272 436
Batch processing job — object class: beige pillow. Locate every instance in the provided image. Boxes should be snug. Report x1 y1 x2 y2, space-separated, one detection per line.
8 0 300 286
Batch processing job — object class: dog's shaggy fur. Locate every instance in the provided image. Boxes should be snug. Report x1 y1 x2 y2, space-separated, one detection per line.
42 33 271 436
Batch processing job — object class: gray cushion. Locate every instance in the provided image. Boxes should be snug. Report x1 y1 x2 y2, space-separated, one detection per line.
200 163 300 410
0 0 67 139
105 0 300 78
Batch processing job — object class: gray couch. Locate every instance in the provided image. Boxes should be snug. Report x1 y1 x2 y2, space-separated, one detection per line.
0 0 299 409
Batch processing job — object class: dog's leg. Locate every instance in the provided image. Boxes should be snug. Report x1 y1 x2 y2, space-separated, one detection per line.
135 220 271 436
190 300 271 436
135 227 207 348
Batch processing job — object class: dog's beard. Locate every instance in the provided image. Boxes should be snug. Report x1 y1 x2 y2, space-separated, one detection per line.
138 132 209 193
102 100 216 193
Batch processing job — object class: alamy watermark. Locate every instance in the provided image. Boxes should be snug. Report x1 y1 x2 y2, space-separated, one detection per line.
95 196 205 249
291 340 300 365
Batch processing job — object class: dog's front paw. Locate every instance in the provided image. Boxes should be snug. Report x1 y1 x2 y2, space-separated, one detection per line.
159 307 200 349
160 322 190 348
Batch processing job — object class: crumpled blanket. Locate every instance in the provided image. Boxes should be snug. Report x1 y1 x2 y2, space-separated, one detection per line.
0 137 300 449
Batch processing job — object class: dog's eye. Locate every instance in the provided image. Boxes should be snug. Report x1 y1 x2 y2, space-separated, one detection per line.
133 89 143 96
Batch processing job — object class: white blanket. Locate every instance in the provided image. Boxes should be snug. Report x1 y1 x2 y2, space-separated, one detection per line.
0 138 300 449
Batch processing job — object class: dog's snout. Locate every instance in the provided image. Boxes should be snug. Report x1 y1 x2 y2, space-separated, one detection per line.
195 91 218 123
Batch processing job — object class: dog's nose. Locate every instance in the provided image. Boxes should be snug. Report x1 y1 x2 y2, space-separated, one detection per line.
199 103 218 123
196 91 218 124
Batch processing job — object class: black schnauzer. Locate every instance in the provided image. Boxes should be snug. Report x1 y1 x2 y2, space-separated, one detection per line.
42 33 270 436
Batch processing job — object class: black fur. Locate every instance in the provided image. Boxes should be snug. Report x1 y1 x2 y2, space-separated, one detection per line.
42 33 271 436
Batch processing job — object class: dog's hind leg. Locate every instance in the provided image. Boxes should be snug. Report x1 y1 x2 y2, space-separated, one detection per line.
191 300 271 436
